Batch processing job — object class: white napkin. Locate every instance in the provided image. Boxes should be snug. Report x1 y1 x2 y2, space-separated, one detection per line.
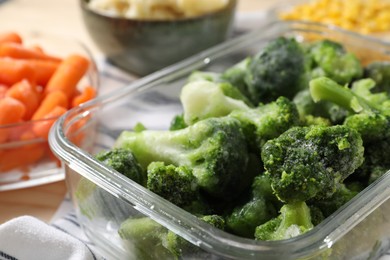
0 216 94 260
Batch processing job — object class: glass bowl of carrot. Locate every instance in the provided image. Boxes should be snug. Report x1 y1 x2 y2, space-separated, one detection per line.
0 31 99 191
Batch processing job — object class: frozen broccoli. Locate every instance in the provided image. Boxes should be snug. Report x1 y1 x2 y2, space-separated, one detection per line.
244 37 309 104
75 149 145 222
180 80 252 125
169 114 187 131
95 148 145 185
187 70 221 83
309 184 358 218
308 40 363 85
221 57 253 99
118 217 177 260
310 77 390 184
225 174 279 238
364 61 390 93
146 162 199 208
293 89 348 124
254 201 314 241
119 215 225 259
261 125 364 203
115 117 250 200
229 96 300 152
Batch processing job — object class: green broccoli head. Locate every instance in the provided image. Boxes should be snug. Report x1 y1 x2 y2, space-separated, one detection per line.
364 61 390 93
225 174 281 238
169 114 188 131
95 148 145 185
118 217 178 259
221 57 253 99
308 40 363 85
254 201 314 241
146 162 199 208
229 96 300 152
310 77 390 183
200 214 226 230
180 80 252 125
187 70 221 83
244 37 309 104
261 125 364 203
115 117 250 200
293 89 348 124
309 184 358 218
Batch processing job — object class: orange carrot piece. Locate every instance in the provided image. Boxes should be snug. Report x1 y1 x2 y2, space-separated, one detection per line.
29 44 44 53
0 143 45 172
0 97 26 143
0 32 22 44
71 86 97 107
26 59 60 86
0 58 36 85
0 84 8 98
0 42 62 62
0 97 26 125
6 79 40 120
31 90 68 120
32 106 67 140
45 54 90 99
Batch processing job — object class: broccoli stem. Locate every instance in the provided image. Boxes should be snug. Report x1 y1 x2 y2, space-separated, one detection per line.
278 202 313 234
309 77 380 113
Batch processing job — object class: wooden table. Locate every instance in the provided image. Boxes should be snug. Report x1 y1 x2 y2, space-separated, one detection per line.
0 0 277 224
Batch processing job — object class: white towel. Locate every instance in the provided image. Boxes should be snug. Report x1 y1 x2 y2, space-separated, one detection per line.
0 216 94 260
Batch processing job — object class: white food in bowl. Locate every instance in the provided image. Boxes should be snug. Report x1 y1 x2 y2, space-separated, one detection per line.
87 0 229 19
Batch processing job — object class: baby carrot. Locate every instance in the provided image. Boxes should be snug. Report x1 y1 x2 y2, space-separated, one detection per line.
31 90 68 120
0 96 26 125
32 106 67 140
0 97 26 143
71 86 97 107
0 143 45 172
0 42 62 62
0 84 8 98
0 58 36 85
26 59 60 86
45 54 90 99
6 79 40 120
0 32 22 44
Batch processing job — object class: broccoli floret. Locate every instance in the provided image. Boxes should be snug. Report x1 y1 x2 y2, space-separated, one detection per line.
118 217 177 260
119 214 226 259
133 122 147 132
169 114 187 131
115 117 250 200
308 40 363 85
180 80 253 125
95 148 145 185
229 96 300 152
254 201 314 241
200 214 226 230
75 149 146 221
310 77 390 183
146 162 199 208
261 125 364 203
225 174 279 238
364 61 390 93
244 37 309 104
187 70 221 83
309 184 358 218
221 57 253 99
293 89 348 124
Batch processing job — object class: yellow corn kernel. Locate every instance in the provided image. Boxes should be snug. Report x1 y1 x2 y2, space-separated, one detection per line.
280 0 390 34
